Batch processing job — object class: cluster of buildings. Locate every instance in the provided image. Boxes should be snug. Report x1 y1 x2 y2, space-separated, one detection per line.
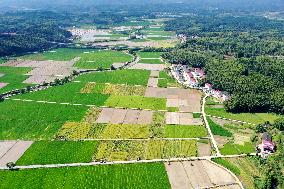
257 132 276 158
170 64 230 101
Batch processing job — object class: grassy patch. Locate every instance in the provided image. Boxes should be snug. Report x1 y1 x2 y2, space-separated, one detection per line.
138 59 163 64
75 70 150 86
137 52 163 58
220 142 255 155
16 141 98 165
105 95 166 110
0 163 170 189
75 50 132 69
207 117 232 137
165 125 207 138
158 78 168 88
95 139 197 161
0 101 88 140
212 158 241 176
193 113 201 118
167 107 179 112
205 107 280 124
20 48 92 61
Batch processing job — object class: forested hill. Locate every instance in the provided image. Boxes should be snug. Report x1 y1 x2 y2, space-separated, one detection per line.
163 13 284 114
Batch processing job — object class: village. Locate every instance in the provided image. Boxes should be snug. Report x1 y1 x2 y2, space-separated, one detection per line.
170 64 230 102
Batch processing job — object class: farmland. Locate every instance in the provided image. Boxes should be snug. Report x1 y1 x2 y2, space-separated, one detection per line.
0 163 170 189
74 51 132 69
75 70 150 86
0 100 88 140
137 52 163 58
138 59 163 64
20 48 93 61
16 141 99 165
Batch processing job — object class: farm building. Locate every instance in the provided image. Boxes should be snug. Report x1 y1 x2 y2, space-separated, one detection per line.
257 132 276 158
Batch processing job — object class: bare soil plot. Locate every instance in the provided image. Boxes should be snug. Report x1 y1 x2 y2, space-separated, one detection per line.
96 108 153 125
147 78 158 87
166 98 179 107
165 160 239 189
0 141 33 166
217 185 242 189
129 63 165 71
0 82 8 89
166 112 202 125
150 70 159 77
166 112 180 125
197 142 211 156
215 135 229 148
137 111 153 124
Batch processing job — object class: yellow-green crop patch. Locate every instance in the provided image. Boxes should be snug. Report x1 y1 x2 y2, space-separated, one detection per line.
105 95 167 110
102 84 146 96
95 139 197 161
165 125 208 138
75 50 132 69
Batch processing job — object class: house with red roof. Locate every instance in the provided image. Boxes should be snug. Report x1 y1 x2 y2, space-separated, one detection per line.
257 132 276 158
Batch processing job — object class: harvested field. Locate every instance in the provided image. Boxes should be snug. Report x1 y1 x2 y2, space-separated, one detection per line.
147 78 158 87
56 122 93 140
0 82 8 89
150 70 160 77
197 142 211 156
80 82 97 93
0 141 33 166
166 112 202 125
96 108 153 125
103 84 146 96
165 160 239 189
129 63 165 71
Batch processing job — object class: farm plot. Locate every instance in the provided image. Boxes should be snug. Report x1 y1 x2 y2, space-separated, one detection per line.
19 48 92 61
75 50 132 69
0 141 33 166
75 70 150 86
147 77 159 87
0 66 33 93
0 100 88 140
164 125 207 138
205 106 280 124
166 112 203 125
138 59 163 64
95 139 197 161
103 83 146 96
207 117 255 155
165 160 240 189
16 141 98 165
158 71 181 88
105 95 166 110
129 63 166 71
137 52 164 58
0 163 170 189
12 82 109 106
96 108 153 125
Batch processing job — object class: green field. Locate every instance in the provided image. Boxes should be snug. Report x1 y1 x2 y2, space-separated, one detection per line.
75 50 132 69
96 139 197 161
207 117 232 137
0 66 33 93
105 95 166 110
165 125 208 138
137 52 163 58
205 107 280 124
138 59 163 64
0 101 88 140
12 82 109 106
20 48 92 61
17 141 98 165
75 70 150 86
220 142 255 155
0 163 170 189
158 71 180 88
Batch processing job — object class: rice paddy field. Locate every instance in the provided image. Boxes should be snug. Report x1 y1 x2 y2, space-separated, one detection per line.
0 163 170 189
75 70 150 86
138 59 163 64
0 66 33 93
20 48 93 61
75 50 132 69
0 100 88 140
16 141 99 165
137 52 164 59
